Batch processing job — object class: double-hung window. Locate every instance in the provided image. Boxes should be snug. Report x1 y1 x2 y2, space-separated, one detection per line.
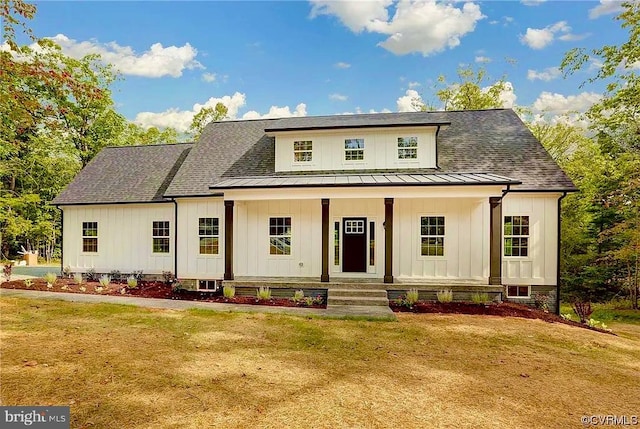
420 216 445 256
397 136 418 159
344 138 364 161
152 221 170 253
504 216 529 257
269 217 291 255
293 141 312 162
82 222 98 253
199 218 219 255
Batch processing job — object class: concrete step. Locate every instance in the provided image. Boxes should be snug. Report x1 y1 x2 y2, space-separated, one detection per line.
326 296 389 307
328 289 388 298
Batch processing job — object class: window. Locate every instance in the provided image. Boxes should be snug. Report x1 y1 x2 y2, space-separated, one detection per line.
345 138 364 161
293 140 312 162
269 217 291 255
369 221 375 266
507 285 530 298
82 222 98 253
152 221 170 253
420 216 445 256
345 219 364 234
504 216 529 257
398 136 418 159
199 280 219 291
198 218 219 255
334 221 340 266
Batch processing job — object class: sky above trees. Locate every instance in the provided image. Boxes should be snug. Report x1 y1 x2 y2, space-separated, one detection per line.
12 0 630 131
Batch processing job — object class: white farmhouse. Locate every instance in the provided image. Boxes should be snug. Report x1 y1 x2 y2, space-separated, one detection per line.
53 109 576 313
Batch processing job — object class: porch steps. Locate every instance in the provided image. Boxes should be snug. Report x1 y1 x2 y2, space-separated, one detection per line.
327 288 389 307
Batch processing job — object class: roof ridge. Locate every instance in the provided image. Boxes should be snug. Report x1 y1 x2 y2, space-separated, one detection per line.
102 142 195 149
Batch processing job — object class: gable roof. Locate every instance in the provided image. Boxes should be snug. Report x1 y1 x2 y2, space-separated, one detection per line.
52 143 192 205
165 109 575 197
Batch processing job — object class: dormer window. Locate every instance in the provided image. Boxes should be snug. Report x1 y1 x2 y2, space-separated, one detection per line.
293 141 312 162
345 138 364 161
398 136 418 160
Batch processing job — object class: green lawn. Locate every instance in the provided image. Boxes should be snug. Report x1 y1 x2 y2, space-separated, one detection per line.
560 301 640 325
1 297 639 429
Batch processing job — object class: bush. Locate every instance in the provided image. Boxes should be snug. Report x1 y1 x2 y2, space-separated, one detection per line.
109 270 122 282
162 271 175 285
405 288 419 305
572 301 593 324
43 272 57 286
74 273 84 285
24 278 33 288
131 270 144 281
437 289 453 303
2 263 12 282
98 274 111 288
256 286 272 300
222 285 235 298
63 266 72 278
471 292 490 305
126 276 138 289
86 268 97 282
292 289 305 302
533 293 550 312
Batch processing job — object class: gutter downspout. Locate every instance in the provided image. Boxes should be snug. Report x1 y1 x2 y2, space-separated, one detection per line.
172 199 178 279
58 206 63 276
435 125 441 169
556 192 568 315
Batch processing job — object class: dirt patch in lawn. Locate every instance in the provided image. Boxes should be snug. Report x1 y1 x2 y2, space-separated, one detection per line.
0 278 326 308
390 301 615 334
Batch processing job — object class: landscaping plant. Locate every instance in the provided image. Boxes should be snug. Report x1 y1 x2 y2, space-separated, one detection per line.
405 288 419 305
292 289 305 302
74 273 84 285
126 276 138 289
2 263 11 282
43 272 57 288
533 293 550 312
63 266 72 278
257 286 272 300
162 271 175 285
437 289 453 303
109 270 122 282
98 274 111 288
86 268 97 282
223 285 235 299
471 292 490 305
572 301 593 324
23 278 33 288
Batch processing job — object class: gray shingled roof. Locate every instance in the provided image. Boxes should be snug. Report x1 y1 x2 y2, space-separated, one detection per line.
164 109 575 197
53 143 192 205
211 172 520 189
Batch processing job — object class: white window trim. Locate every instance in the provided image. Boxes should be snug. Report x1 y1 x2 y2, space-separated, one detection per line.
81 221 99 255
418 214 446 259
198 217 221 257
293 140 313 164
506 285 531 299
397 136 419 163
343 138 365 163
268 216 293 258
198 279 219 291
503 214 531 259
152 220 171 254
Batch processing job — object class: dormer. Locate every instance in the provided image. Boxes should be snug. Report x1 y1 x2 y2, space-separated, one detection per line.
266 116 450 173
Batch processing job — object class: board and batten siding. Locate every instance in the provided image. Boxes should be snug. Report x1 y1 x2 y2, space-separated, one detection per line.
501 194 559 285
61 203 174 274
175 198 225 280
273 127 437 172
394 198 490 281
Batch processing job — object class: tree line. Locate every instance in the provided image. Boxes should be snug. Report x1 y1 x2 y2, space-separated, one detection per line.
1 1 637 307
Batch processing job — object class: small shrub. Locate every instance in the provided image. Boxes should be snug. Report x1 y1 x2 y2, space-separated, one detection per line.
405 288 419 306
86 268 97 282
24 278 33 288
437 289 453 303
79 286 86 292
533 293 550 312
2 263 11 282
471 292 490 305
98 274 111 288
131 270 144 281
126 276 138 289
256 286 272 300
561 313 573 321
60 284 69 291
292 289 305 302
171 280 183 293
572 300 593 324
43 272 57 287
109 270 122 282
74 273 84 285
304 294 324 306
162 271 175 285
63 266 72 278
120 287 127 295
223 285 236 299
95 286 104 293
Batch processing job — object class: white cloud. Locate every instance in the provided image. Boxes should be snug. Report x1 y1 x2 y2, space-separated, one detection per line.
396 89 424 112
310 0 485 56
519 21 571 49
558 33 590 41
532 91 601 114
495 82 517 108
48 34 203 78
489 20 499 25
527 67 562 81
334 61 351 69
242 103 307 120
408 81 421 89
589 0 624 19
475 55 491 63
202 72 216 83
329 93 348 101
521 0 546 5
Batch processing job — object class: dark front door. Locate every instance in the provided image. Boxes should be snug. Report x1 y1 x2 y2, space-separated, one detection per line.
342 217 367 273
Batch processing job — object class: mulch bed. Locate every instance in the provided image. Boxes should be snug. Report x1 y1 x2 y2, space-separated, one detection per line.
390 301 616 335
0 278 326 309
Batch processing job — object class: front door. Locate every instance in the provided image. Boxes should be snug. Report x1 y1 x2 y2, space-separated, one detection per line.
342 217 367 273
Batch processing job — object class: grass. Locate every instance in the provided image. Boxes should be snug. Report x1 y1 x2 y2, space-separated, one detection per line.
1 297 639 429
560 301 640 325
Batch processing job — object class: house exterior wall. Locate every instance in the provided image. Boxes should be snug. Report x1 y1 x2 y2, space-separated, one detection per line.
394 198 490 281
61 203 174 274
501 193 560 286
273 126 437 172
175 197 225 280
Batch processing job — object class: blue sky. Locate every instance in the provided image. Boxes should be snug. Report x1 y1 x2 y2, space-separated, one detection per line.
24 0 630 131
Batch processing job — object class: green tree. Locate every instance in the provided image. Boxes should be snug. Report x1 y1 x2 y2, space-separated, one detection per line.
188 103 228 140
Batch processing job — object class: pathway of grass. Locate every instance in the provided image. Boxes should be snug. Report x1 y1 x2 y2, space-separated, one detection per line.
1 297 639 429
